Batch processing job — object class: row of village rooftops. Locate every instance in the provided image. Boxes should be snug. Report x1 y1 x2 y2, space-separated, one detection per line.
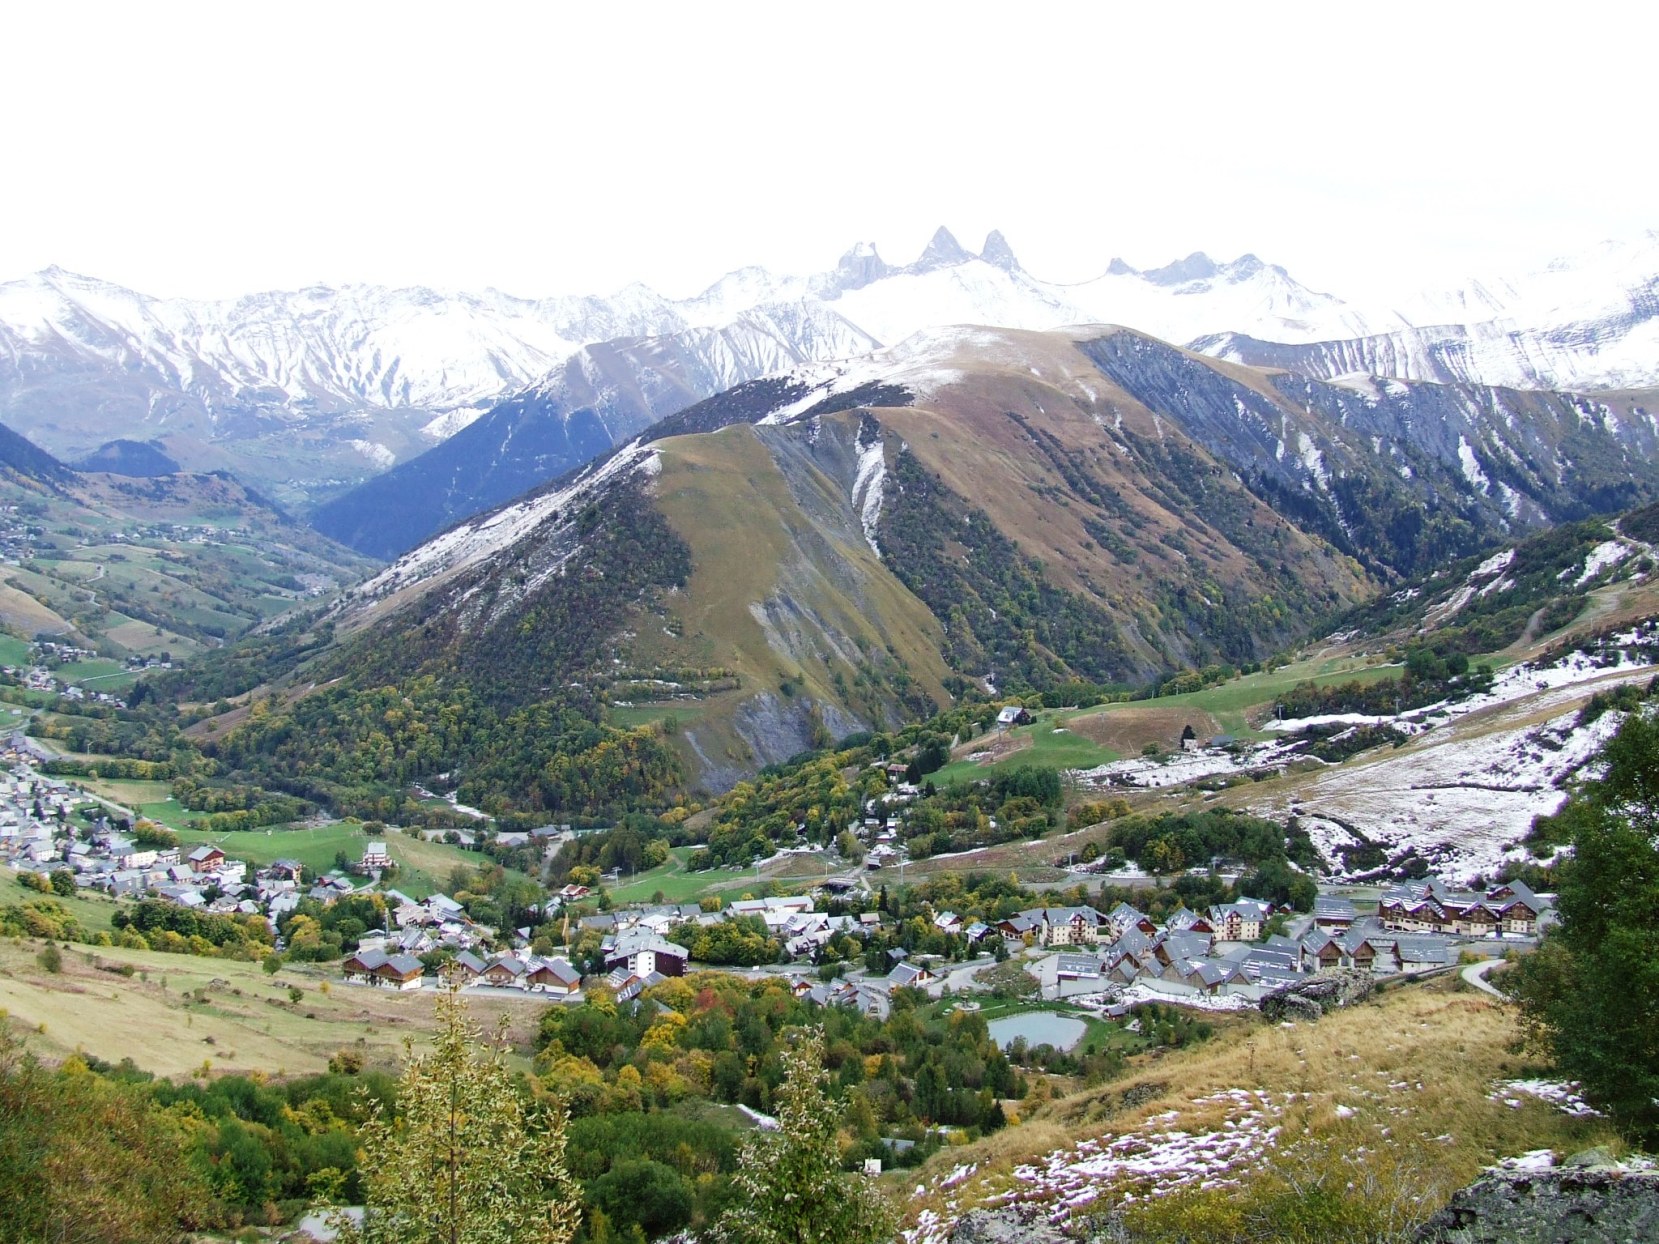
334 875 1554 1021
3 751 1553 1020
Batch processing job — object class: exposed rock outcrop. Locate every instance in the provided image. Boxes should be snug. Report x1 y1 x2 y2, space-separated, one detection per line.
947 1207 1072 1243
1259 968 1376 1021
1417 1149 1659 1243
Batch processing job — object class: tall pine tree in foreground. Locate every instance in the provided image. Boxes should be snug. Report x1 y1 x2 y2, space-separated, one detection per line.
326 983 582 1244
1510 707 1659 1147
710 1028 897 1244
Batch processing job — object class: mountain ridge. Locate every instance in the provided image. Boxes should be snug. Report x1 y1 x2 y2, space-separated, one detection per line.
10 228 1657 516
319 325 1659 787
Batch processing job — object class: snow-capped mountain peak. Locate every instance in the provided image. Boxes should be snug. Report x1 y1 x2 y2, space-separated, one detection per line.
4 225 1658 507
914 225 975 272
980 229 1021 272
1197 230 1659 392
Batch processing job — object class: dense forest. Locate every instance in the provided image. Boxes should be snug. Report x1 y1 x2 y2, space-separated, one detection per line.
876 451 1146 689
200 679 682 820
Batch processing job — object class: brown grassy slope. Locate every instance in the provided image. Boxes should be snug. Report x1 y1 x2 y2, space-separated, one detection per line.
902 979 1622 1239
0 939 538 1078
0 581 73 638
1066 705 1224 754
872 329 1371 669
638 420 953 771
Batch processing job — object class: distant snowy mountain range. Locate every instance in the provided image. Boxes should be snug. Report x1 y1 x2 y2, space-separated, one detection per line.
2 228 1656 507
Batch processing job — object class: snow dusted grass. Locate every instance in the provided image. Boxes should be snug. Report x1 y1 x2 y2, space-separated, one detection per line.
1490 1078 1604 1118
900 981 1622 1242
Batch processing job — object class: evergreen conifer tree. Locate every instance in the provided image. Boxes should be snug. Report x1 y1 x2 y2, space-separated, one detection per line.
1510 708 1659 1146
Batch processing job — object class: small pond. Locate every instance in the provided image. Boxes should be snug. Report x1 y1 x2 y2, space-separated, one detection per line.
986 1010 1087 1052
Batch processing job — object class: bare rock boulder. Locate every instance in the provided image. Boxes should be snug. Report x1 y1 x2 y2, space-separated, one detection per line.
948 1207 1073 1243
1261 968 1375 1021
1417 1151 1659 1243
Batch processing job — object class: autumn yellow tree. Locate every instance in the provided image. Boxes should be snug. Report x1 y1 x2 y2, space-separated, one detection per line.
326 984 582 1244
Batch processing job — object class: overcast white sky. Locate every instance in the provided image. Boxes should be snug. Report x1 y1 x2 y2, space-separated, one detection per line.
3 1 1653 302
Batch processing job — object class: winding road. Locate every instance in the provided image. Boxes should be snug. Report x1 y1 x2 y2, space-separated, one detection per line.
1461 957 1509 998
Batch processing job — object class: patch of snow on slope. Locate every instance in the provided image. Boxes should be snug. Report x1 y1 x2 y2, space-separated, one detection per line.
851 438 887 554
1262 712 1397 732
1297 432 1328 487
347 439 396 469
1114 982 1252 1012
1422 582 1476 627
419 406 487 441
353 442 661 600
1457 436 1490 491
1495 1150 1559 1173
1070 748 1265 790
1246 669 1647 883
1064 639 1654 883
1575 540 1630 586
1330 373 1383 401
1473 548 1515 578
1491 1080 1603 1118
756 330 976 428
904 1091 1288 1242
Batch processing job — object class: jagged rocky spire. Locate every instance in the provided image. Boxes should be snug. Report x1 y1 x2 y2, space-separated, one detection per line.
914 226 972 271
980 229 1021 272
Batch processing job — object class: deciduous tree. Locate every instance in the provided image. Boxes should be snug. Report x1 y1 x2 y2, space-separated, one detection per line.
0 1033 207 1242
326 984 582 1244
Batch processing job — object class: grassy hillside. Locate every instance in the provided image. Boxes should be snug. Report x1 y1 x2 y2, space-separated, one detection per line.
933 653 1399 785
902 977 1624 1241
0 937 538 1078
875 333 1370 681
191 327 1659 800
640 420 954 782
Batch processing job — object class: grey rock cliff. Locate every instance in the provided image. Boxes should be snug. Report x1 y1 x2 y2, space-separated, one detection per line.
1417 1151 1659 1243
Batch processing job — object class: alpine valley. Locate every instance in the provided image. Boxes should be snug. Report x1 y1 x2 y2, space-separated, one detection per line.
7 226 1659 1244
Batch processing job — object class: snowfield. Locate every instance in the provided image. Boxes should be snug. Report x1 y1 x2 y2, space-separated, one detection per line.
1068 639 1656 883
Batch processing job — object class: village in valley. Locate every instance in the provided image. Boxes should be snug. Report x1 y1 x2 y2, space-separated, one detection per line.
1 727 1556 1028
